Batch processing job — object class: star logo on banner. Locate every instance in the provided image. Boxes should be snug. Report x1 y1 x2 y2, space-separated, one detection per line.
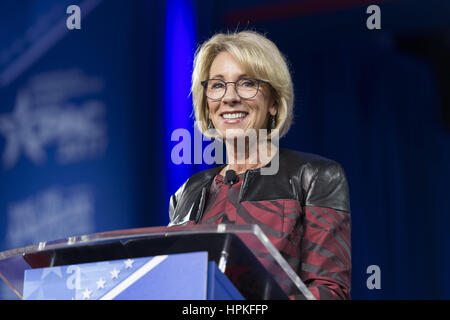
110 268 120 279
96 278 106 289
124 259 134 269
41 267 62 280
82 288 92 300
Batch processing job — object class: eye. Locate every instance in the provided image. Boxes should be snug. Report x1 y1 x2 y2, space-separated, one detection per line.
239 79 257 87
209 80 225 89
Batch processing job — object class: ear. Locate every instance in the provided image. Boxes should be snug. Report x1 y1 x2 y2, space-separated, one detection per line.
268 100 277 116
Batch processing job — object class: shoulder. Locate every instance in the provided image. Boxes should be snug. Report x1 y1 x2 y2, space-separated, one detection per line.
279 148 350 212
171 165 224 201
279 148 346 182
279 148 338 167
184 165 225 189
169 165 224 225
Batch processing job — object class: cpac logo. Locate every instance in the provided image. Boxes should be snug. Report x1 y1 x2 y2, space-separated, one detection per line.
0 70 107 169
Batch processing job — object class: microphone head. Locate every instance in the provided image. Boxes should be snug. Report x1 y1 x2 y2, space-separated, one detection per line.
225 169 238 185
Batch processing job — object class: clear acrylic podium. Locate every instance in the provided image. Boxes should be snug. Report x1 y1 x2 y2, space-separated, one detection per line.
0 224 315 300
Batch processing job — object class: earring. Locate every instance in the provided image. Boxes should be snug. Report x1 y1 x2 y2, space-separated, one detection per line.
208 120 215 129
269 115 277 130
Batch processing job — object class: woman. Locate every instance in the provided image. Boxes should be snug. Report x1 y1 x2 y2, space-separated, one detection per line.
168 31 351 300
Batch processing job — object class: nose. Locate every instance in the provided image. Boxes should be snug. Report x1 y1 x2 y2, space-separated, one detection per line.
222 82 241 105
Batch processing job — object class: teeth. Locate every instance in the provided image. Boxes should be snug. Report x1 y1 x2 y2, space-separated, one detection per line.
222 112 247 119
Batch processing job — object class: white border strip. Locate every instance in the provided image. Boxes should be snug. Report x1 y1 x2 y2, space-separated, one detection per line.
99 255 168 300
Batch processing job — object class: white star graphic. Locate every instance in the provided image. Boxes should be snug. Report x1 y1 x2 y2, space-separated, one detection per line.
96 278 106 289
110 268 120 279
41 267 62 280
124 259 134 269
82 288 92 300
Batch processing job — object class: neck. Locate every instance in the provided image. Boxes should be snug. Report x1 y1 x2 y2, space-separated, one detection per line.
222 137 277 175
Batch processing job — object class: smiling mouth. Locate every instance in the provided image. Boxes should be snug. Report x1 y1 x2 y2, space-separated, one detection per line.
221 112 248 120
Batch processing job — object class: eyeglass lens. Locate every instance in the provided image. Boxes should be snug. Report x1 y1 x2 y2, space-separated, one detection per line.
205 79 259 99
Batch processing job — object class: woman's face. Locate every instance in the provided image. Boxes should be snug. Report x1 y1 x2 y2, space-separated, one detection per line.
207 51 276 139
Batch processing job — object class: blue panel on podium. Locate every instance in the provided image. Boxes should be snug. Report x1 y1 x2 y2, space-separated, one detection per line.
207 261 244 300
23 251 244 300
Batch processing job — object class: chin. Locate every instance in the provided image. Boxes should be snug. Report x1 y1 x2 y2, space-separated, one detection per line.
221 127 260 141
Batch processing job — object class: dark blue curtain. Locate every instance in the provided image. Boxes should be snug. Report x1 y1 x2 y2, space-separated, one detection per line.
273 32 450 299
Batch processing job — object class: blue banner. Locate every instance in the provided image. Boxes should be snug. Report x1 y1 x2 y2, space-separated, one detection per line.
23 252 209 300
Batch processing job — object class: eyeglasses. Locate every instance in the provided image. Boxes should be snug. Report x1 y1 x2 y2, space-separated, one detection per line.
201 78 268 100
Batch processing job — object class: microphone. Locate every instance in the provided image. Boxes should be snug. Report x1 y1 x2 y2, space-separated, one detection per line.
224 169 238 185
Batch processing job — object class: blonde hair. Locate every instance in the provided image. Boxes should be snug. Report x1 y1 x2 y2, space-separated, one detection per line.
191 30 294 138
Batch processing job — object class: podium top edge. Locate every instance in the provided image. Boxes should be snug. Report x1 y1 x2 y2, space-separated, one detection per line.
0 224 264 260
0 223 316 300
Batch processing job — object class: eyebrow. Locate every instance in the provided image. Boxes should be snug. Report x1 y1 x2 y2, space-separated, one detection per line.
209 74 249 80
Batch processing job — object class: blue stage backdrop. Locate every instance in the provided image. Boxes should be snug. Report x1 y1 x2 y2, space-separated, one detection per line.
1 0 450 300
0 0 169 299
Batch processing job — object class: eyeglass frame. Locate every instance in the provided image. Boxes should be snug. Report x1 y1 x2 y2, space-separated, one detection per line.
200 78 270 100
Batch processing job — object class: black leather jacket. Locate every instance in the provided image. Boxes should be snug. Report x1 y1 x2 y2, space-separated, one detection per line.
169 148 350 226
168 147 351 299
